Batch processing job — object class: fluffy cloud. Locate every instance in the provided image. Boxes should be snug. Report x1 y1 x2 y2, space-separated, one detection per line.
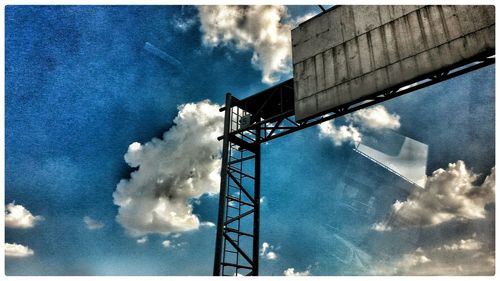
318 121 361 146
396 249 431 269
83 216 104 230
374 161 495 230
260 242 278 260
438 237 483 251
113 100 224 237
370 222 392 232
5 202 43 229
372 234 494 275
287 12 316 28
136 237 148 244
197 5 295 84
283 267 310 276
172 15 197 32
347 105 401 130
5 243 34 258
162 240 172 248
200 221 216 228
319 105 400 146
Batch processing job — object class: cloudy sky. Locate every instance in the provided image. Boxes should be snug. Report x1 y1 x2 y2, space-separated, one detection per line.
5 5 495 276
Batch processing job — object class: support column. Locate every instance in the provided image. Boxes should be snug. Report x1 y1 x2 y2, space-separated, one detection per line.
214 95 262 276
213 93 232 276
252 125 261 276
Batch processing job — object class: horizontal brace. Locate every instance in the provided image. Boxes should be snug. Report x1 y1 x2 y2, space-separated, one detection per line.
225 227 254 237
260 55 495 143
221 262 254 270
228 135 257 153
223 232 254 266
224 209 254 225
226 195 254 207
242 129 257 137
228 155 256 165
227 109 294 139
228 166 255 180
219 96 241 112
262 126 297 130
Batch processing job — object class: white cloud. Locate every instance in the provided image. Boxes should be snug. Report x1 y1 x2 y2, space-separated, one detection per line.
287 12 316 28
396 252 431 268
318 121 361 146
438 236 483 251
372 235 494 275
319 105 400 146
200 221 216 228
162 240 172 248
260 242 270 254
5 243 34 258
5 202 43 229
113 100 224 237
173 15 197 32
197 5 296 84
260 242 278 260
348 105 401 130
83 216 104 230
136 236 148 244
283 267 310 276
376 161 495 229
370 222 392 232
266 251 277 260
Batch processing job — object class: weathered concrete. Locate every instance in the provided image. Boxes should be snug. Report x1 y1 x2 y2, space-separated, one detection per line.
292 5 495 121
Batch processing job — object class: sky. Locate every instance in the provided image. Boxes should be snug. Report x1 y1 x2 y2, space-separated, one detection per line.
4 5 495 276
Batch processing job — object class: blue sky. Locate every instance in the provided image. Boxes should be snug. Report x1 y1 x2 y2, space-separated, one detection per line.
5 5 495 276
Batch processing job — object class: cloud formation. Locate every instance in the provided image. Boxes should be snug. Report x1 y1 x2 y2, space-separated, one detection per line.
162 240 172 248
200 221 216 228
5 243 34 258
197 5 295 84
83 216 104 230
372 234 494 275
172 15 197 32
374 161 495 230
319 105 400 146
347 105 401 130
5 202 43 229
260 242 278 260
113 100 224 237
136 237 148 244
318 122 361 146
370 222 392 232
283 267 310 276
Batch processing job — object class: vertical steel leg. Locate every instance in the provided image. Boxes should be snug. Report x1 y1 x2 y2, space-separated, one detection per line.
252 126 261 276
213 93 232 276
214 95 262 276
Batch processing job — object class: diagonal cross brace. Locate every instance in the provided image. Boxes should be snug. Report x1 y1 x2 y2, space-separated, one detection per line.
228 172 256 204
223 232 254 266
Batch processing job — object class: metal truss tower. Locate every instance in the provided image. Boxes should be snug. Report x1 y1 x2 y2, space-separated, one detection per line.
212 53 494 276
